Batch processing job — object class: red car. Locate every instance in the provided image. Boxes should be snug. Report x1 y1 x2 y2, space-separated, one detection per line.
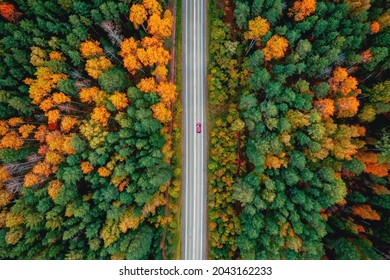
196 123 201 133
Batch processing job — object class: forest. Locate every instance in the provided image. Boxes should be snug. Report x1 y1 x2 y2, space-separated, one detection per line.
208 0 389 259
0 0 388 260
0 0 180 259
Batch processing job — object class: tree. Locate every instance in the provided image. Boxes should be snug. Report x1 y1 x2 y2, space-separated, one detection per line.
147 10 173 39
329 67 358 96
314 99 334 118
289 0 316 21
85 56 113 79
151 102 171 124
370 21 380 34
129 4 147 30
79 40 104 58
156 82 177 104
91 106 110 126
335 97 359 118
98 67 130 94
244 16 270 53
109 92 129 111
119 38 142 74
234 2 250 29
263 35 289 61
143 0 162 16
344 0 371 16
0 3 22 23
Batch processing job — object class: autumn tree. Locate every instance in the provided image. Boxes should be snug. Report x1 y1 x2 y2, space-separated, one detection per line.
289 0 316 21
0 3 22 23
129 4 147 30
263 35 289 61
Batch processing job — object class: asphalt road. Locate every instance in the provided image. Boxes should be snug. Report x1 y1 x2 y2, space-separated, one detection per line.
182 0 207 260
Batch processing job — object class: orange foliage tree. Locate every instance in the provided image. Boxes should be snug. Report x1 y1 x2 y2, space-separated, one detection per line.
0 3 22 23
119 38 142 74
80 40 104 57
91 106 111 127
356 152 390 177
329 67 358 96
151 102 172 124
289 0 316 21
370 21 380 33
314 99 335 119
137 77 157 93
335 97 359 118
361 50 373 63
351 205 380 221
263 35 289 61
147 10 173 39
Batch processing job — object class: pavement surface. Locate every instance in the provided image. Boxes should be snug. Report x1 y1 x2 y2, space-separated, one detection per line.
182 0 207 260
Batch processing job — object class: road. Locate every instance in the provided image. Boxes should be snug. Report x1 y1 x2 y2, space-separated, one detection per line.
182 0 207 260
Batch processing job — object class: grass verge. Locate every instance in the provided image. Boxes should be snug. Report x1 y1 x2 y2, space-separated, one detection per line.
169 0 183 260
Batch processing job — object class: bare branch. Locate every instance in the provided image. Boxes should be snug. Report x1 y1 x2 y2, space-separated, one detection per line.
101 21 123 46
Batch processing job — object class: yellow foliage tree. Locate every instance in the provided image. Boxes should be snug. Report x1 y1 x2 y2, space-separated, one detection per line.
98 166 111 177
119 208 142 233
243 16 270 41
24 173 42 187
0 121 8 136
151 102 172 123
49 51 66 61
39 97 54 112
18 125 35 139
8 117 23 127
0 131 24 150
52 92 71 105
45 109 60 124
60 116 78 133
109 92 129 111
152 65 168 81
27 67 67 105
30 46 47 67
91 106 110 127
344 0 371 16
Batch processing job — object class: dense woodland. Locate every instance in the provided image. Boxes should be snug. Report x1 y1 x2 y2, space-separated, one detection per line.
0 0 179 259
208 0 389 259
0 0 388 260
